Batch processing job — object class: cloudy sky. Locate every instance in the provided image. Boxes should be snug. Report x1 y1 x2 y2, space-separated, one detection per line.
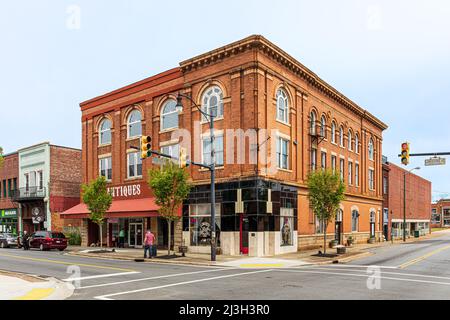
1 0 449 200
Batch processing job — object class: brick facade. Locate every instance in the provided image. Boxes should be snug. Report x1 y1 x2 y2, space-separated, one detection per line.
0 152 19 233
431 199 450 228
76 35 387 254
49 146 82 231
383 161 432 239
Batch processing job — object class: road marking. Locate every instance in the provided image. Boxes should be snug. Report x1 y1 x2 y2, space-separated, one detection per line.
309 264 399 269
276 269 450 286
290 266 450 281
240 264 284 268
80 267 234 289
398 244 450 269
94 269 273 300
13 288 55 300
0 253 136 272
62 271 140 282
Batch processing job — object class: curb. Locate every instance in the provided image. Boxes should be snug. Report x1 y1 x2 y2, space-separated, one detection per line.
66 252 222 267
304 251 373 266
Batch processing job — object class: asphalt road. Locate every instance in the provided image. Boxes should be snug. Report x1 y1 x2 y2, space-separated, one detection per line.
0 231 450 300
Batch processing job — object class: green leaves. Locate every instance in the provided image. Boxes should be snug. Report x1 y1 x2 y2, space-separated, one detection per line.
0 147 4 169
82 176 113 225
148 161 191 222
307 169 346 224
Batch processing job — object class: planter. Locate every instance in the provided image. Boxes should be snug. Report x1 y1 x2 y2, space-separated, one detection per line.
329 240 339 249
368 237 376 244
347 238 354 246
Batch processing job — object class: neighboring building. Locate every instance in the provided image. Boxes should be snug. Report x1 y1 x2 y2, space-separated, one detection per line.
431 199 450 228
13 142 82 233
62 35 387 256
382 156 390 240
0 152 19 234
382 158 432 239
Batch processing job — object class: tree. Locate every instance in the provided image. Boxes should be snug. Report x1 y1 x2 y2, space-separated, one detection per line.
0 147 4 169
82 176 113 249
307 169 346 255
148 160 191 256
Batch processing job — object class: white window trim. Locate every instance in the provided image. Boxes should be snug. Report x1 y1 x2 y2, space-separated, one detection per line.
276 89 290 124
127 110 142 139
99 119 112 146
127 152 142 179
160 100 179 131
277 135 291 170
99 157 112 181
201 133 224 167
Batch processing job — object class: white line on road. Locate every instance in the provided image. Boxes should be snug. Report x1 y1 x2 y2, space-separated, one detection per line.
62 271 141 282
286 266 450 281
276 269 450 286
94 269 273 300
80 267 235 289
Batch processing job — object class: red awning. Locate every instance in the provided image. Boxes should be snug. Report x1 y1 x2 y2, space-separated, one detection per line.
60 198 163 219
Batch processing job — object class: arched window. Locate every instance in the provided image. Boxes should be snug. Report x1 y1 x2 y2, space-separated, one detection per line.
276 89 289 123
352 210 359 232
161 99 178 130
348 129 353 151
99 118 112 145
202 86 223 121
368 138 374 160
339 126 344 147
331 122 337 144
355 133 359 153
127 109 142 138
310 111 317 135
320 115 327 138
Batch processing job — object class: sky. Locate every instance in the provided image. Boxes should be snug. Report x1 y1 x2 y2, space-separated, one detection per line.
1 0 450 200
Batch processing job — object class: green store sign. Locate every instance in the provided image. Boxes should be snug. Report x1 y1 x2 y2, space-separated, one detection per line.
1 209 17 218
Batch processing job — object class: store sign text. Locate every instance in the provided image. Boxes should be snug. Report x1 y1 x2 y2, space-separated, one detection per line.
108 184 141 198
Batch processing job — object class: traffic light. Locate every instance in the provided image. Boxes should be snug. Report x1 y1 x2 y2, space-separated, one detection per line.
179 147 188 168
401 142 410 166
141 136 152 159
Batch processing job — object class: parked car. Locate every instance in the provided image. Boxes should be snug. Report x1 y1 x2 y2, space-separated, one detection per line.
0 233 19 248
28 231 68 251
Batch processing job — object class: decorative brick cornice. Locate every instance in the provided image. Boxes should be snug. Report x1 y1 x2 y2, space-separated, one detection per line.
179 35 388 131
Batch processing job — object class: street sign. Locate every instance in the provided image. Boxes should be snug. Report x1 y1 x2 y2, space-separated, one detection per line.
425 157 446 166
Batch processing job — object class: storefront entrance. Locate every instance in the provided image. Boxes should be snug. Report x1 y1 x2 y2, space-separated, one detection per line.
129 222 143 248
240 215 249 255
335 209 343 245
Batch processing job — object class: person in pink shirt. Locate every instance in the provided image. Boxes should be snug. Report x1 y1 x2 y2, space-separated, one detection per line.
144 229 155 259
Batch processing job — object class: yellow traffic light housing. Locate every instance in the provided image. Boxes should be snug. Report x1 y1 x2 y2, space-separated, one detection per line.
401 142 410 166
179 147 188 168
141 136 152 159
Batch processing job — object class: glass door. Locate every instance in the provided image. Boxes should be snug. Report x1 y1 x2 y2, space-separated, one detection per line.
129 224 136 247
135 224 143 247
240 215 249 255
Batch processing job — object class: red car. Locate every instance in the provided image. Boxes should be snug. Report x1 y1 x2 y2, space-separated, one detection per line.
28 231 68 251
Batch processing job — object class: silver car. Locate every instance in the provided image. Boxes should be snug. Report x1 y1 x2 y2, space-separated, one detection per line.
0 233 18 248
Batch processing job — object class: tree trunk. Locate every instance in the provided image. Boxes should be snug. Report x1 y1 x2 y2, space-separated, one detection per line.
167 220 171 256
99 223 103 250
323 220 327 255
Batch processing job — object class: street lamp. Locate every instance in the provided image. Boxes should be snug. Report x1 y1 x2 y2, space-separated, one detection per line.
175 93 218 262
403 167 420 242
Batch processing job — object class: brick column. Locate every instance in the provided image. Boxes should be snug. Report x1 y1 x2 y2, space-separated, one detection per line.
81 218 89 246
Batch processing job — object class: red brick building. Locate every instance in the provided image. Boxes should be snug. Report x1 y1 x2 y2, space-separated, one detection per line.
12 142 82 233
431 199 450 228
0 152 19 234
63 35 387 255
382 159 432 239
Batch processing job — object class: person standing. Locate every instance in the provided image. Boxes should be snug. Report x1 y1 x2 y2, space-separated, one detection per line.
118 229 125 248
143 229 155 259
22 231 30 251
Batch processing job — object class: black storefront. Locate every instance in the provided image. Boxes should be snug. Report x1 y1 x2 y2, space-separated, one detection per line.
182 177 298 256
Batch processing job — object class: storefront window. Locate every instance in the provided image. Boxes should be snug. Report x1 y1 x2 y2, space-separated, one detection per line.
280 208 294 246
189 204 221 247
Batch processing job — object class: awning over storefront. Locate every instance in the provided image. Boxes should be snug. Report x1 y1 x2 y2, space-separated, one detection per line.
60 198 162 219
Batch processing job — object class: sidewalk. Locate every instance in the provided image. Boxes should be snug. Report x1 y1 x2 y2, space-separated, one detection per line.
0 270 74 300
66 229 450 268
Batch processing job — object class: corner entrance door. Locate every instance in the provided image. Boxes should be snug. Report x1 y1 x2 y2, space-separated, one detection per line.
335 222 342 245
240 215 249 255
335 209 343 245
129 223 143 248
